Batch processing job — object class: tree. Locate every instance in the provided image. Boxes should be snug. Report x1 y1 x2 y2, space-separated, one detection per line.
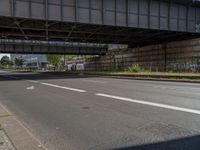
47 55 62 70
8 60 14 67
65 55 77 61
14 58 24 68
0 56 10 67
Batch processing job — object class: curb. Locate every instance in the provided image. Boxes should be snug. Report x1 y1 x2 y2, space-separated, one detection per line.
0 103 46 150
9 70 200 84
45 71 200 84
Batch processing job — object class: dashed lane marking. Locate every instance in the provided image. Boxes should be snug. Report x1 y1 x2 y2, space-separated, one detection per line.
2 74 86 93
26 80 39 83
41 82 86 93
96 93 200 115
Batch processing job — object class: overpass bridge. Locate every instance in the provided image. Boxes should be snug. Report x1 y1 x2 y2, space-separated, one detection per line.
0 0 200 50
0 39 107 55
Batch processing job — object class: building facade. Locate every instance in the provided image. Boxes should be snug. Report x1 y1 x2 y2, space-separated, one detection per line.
11 54 48 69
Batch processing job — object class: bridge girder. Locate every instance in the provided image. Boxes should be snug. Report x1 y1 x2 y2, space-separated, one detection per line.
0 39 108 55
0 0 200 48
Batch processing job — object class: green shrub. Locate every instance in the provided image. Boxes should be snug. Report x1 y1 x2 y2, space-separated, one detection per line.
126 64 144 73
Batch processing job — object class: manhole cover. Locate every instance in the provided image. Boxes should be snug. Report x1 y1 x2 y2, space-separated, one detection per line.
0 130 15 150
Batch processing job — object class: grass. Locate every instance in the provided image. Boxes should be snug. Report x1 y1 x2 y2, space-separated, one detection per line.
113 71 200 76
126 64 145 73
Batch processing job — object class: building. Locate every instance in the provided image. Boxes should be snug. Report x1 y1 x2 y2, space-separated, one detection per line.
11 54 48 69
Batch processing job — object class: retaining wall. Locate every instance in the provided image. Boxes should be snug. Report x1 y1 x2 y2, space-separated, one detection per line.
85 39 200 72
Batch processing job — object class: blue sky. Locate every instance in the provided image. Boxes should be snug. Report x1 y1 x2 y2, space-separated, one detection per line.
0 54 10 59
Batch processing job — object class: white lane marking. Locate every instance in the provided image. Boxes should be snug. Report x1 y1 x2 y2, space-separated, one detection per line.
26 86 35 90
26 80 39 83
41 82 86 93
96 93 200 115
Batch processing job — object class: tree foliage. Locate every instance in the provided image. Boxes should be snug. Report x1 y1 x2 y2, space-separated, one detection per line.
66 55 77 61
14 58 24 67
0 56 10 66
47 55 62 69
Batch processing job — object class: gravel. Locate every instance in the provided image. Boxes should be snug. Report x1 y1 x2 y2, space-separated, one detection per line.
0 130 15 150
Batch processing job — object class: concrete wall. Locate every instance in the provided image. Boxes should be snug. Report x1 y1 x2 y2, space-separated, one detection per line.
85 38 200 72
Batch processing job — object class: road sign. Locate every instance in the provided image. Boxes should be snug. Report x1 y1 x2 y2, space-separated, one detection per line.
196 24 200 32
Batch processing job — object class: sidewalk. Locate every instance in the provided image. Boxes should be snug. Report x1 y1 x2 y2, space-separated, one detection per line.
0 103 46 150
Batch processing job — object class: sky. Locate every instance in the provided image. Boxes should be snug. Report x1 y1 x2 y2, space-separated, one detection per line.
0 54 10 59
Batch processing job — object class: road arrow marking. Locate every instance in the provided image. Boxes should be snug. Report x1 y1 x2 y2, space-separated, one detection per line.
26 86 35 90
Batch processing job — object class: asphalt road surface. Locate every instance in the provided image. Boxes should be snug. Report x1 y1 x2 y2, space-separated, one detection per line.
0 70 200 150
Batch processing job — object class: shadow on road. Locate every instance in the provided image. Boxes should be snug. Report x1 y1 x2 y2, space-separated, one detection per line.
112 135 200 150
0 72 97 81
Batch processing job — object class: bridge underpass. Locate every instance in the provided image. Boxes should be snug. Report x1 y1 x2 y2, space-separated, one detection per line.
0 0 200 49
1 2 200 150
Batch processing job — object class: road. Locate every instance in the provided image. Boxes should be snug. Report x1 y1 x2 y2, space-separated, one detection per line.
0 70 200 150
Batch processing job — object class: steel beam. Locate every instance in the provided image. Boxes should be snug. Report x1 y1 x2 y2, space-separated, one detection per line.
0 0 200 47
0 39 108 55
